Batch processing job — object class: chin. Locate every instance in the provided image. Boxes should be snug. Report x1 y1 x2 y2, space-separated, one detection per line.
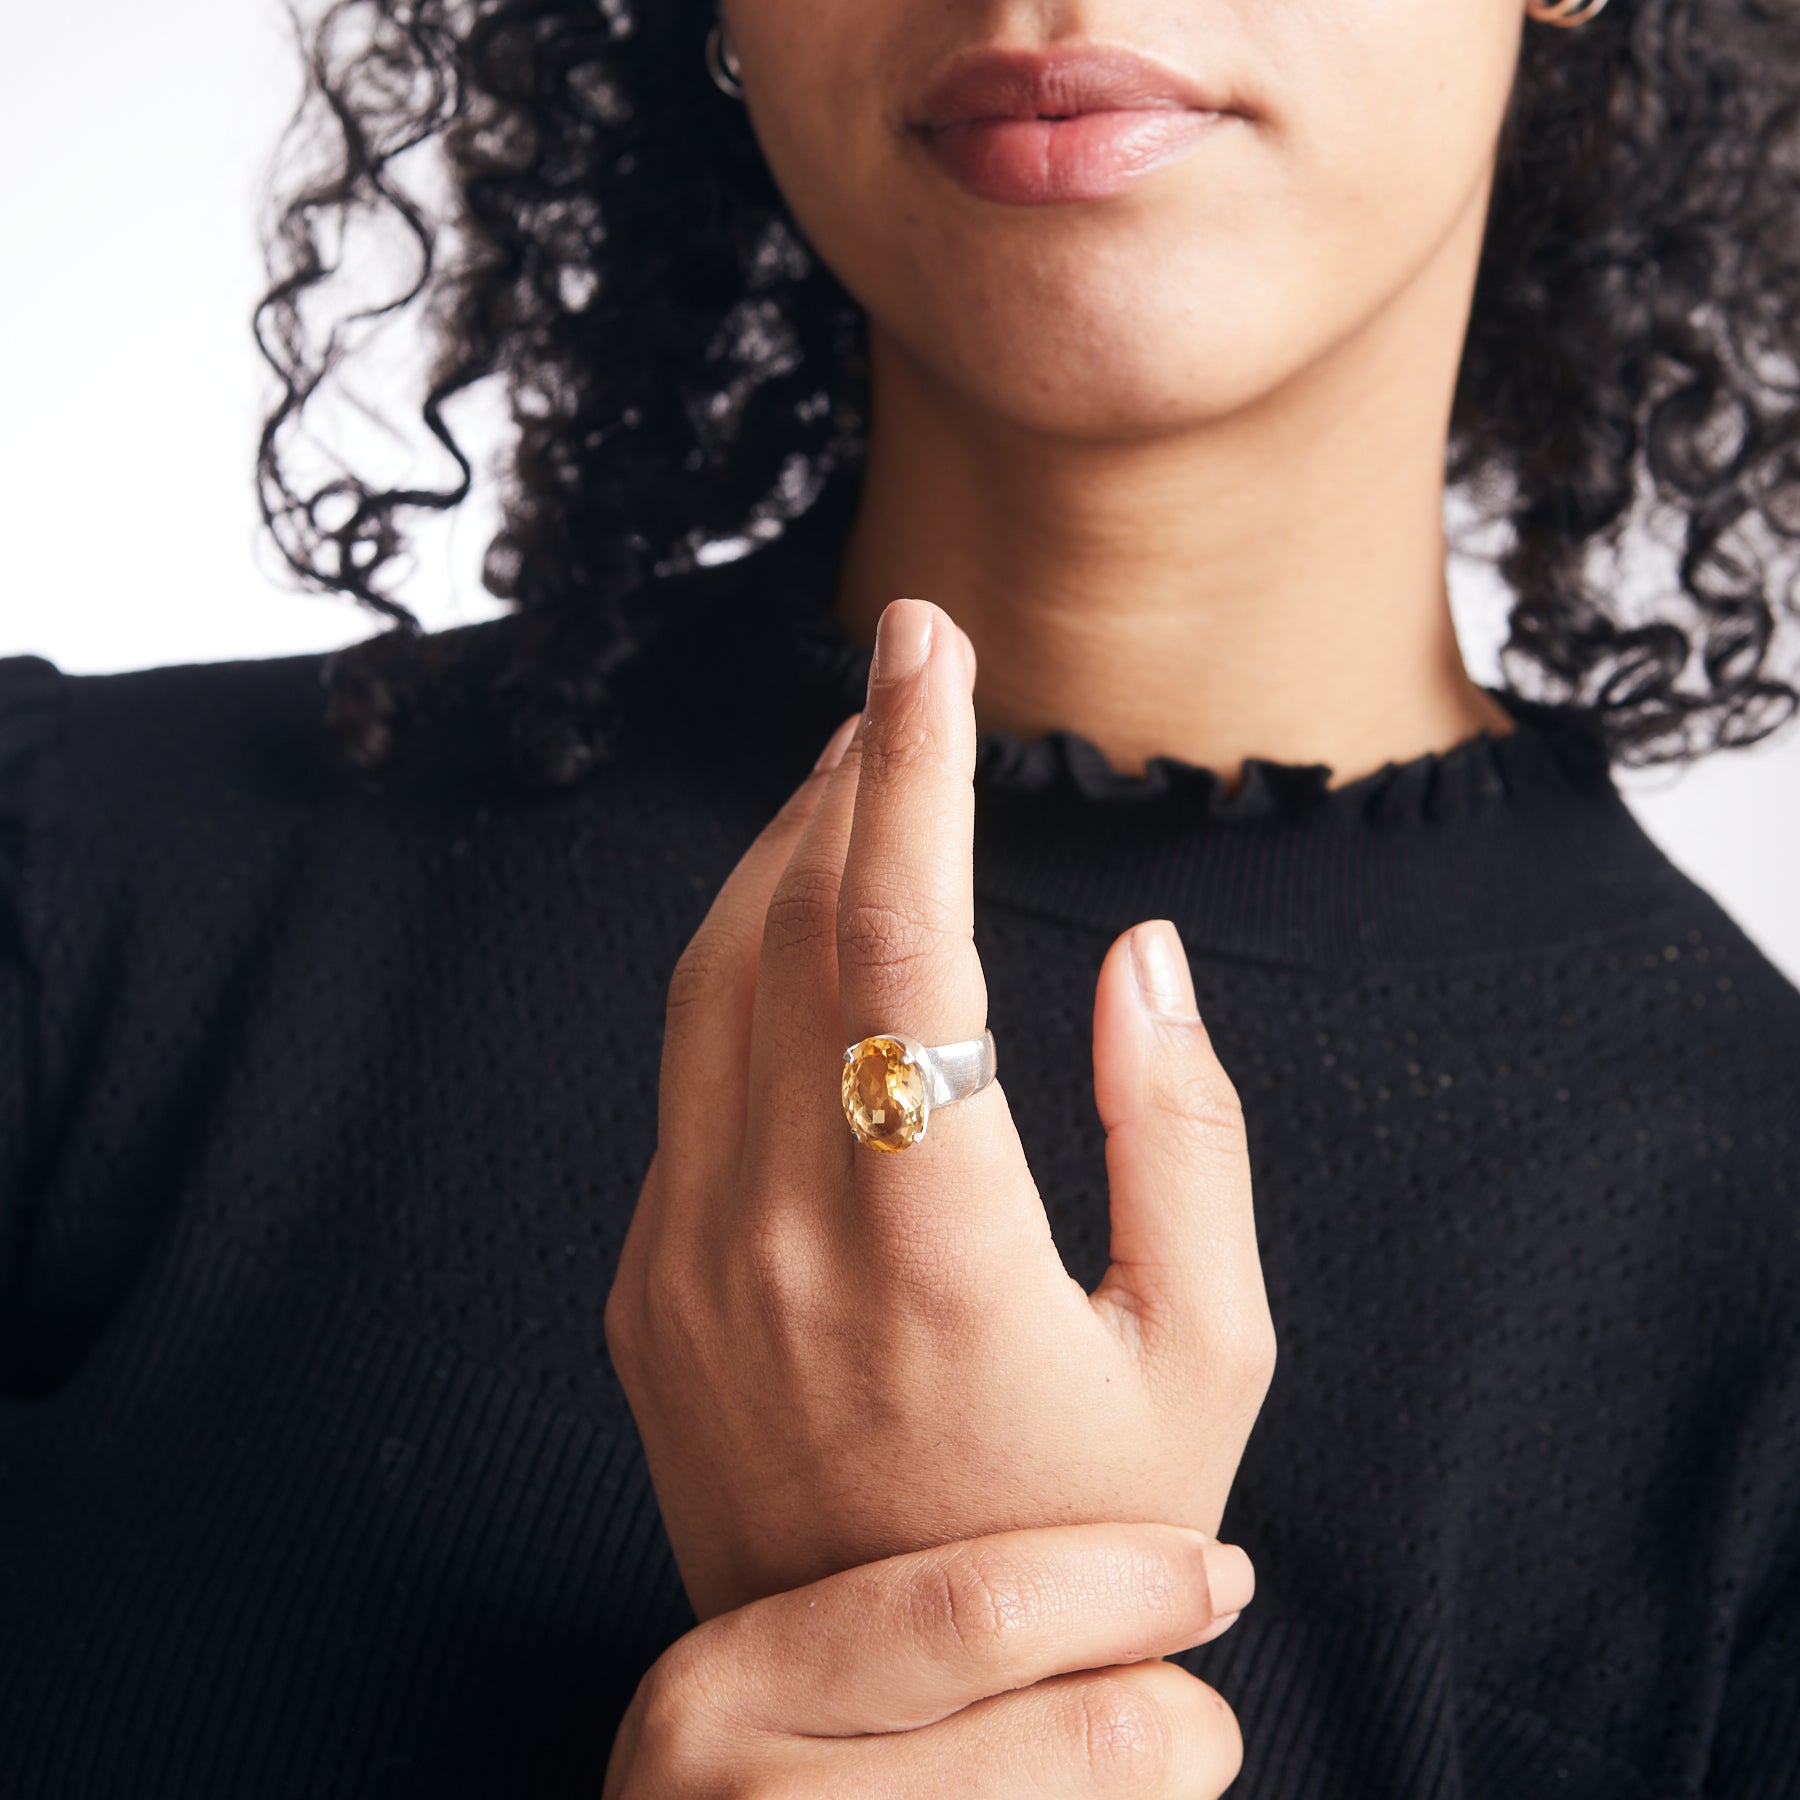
911 305 1294 441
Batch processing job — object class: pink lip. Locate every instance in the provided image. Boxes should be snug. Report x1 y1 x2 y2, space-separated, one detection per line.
908 44 1242 206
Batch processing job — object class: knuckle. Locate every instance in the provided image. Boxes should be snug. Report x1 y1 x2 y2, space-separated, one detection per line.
732 1208 831 1336
602 1210 659 1375
1150 1064 1247 1139
726 1781 810 1800
630 1639 738 1780
916 1543 1039 1671
637 1256 721 1368
667 934 731 1022
837 887 941 982
601 1272 640 1368
1068 1662 1245 1796
761 861 842 961
629 1617 818 1795
1238 1314 1280 1391
862 685 937 778
1064 1670 1173 1789
1217 1300 1279 1389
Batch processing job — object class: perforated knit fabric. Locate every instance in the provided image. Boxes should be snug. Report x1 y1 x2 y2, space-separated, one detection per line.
1 483 1797 1796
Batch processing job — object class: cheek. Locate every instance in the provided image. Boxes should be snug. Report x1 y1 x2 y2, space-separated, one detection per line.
1268 5 1522 274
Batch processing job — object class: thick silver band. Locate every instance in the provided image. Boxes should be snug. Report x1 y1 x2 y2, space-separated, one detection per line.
910 1029 998 1110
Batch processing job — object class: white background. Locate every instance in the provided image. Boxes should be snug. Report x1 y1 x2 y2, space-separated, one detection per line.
4 3 1797 985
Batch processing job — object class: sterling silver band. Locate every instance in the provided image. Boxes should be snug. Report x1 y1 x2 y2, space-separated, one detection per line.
912 1030 998 1108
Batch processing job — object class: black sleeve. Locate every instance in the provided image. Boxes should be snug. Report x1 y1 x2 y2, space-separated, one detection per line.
1704 1628 1800 1795
1704 1332 1800 1796
0 652 67 1388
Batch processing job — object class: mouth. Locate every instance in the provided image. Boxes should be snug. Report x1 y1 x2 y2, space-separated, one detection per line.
909 42 1240 132
906 43 1243 207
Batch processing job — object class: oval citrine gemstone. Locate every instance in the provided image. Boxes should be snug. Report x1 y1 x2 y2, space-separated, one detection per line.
841 1035 928 1151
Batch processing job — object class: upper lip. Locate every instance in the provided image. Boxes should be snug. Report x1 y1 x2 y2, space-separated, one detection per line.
910 44 1236 130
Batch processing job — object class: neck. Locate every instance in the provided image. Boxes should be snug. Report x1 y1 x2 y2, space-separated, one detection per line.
830 187 1514 791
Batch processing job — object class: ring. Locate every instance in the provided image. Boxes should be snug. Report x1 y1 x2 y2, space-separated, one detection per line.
841 1029 998 1152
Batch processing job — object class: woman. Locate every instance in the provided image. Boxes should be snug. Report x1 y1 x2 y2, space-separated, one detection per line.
1 0 1796 1792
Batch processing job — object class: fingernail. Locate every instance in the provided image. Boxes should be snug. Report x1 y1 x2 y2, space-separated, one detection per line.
1199 1541 1255 1617
1131 920 1197 1022
870 598 933 688
812 712 861 774
955 624 977 691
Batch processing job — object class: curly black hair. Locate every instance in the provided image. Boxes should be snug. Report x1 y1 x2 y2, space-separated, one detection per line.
253 0 1800 789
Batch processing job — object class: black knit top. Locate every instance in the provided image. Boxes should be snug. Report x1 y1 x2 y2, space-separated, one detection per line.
2 479 1797 1796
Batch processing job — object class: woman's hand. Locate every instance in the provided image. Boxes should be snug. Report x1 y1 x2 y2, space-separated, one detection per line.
606 597 1276 1623
601 1519 1257 1799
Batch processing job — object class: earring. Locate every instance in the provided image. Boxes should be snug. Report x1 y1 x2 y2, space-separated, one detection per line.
706 15 746 99
1524 0 1609 24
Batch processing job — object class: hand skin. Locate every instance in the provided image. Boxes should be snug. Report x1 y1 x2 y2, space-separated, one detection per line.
605 595 1277 1624
601 1520 1256 1799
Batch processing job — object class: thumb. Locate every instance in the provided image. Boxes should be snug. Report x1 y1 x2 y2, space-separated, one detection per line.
1089 920 1271 1364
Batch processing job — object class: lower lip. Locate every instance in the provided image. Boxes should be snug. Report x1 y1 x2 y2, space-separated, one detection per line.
916 109 1231 206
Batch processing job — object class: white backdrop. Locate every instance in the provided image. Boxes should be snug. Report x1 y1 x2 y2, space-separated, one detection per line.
4 3 1797 985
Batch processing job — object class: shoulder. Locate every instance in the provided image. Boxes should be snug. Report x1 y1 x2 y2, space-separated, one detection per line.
0 622 547 991
1592 822 1800 1125
1641 867 1800 1088
1611 875 1800 1318
0 617 587 866
0 651 66 859
1688 898 1800 1206
0 599 781 954
2 634 342 834
7 617 521 797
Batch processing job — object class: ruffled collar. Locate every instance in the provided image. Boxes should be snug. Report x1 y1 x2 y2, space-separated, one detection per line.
755 469 1618 833
681 472 1680 964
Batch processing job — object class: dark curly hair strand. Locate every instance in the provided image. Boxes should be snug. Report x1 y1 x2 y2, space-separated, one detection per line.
251 0 1800 788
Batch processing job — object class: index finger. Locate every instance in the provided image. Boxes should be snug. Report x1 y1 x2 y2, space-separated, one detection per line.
833 598 1055 1268
837 597 985 1051
678 1520 1255 1738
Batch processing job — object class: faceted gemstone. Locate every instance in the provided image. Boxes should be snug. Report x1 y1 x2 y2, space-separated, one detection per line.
841 1035 928 1151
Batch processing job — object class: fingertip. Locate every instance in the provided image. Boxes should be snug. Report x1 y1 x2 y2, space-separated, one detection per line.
1199 1541 1255 1617
866 599 975 700
870 596 934 687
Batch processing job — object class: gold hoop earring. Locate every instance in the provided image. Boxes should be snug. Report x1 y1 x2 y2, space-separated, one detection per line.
706 17 746 99
1525 0 1610 25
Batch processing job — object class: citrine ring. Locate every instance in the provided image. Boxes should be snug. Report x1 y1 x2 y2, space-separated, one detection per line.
841 1029 999 1152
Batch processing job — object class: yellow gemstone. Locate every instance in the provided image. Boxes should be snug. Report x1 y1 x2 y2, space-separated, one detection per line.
841 1035 928 1151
